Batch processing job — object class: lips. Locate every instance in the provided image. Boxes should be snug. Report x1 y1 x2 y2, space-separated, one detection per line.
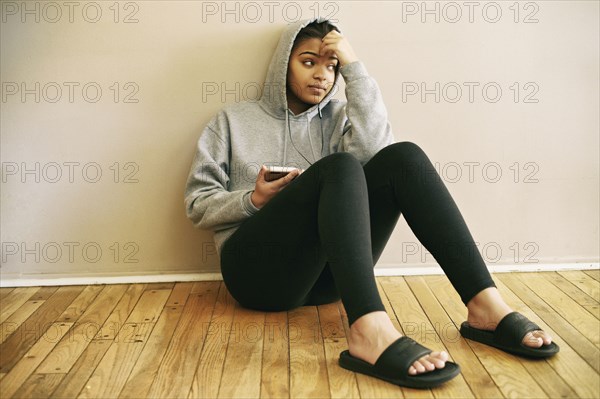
308 85 327 91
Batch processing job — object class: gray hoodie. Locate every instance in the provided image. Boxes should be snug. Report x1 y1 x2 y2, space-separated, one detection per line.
184 17 395 257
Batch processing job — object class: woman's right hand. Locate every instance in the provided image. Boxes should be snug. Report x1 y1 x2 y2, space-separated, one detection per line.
250 165 302 209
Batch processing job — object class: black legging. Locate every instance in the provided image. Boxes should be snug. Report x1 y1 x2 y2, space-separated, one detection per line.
220 142 496 327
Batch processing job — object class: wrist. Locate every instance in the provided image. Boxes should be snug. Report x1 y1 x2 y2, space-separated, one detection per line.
340 57 358 67
251 191 265 209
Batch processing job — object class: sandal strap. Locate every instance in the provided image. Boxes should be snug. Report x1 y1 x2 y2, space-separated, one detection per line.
494 312 541 347
373 336 432 379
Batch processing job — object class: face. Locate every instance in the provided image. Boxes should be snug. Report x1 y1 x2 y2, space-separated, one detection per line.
286 37 338 114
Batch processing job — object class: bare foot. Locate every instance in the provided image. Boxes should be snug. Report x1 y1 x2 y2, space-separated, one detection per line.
347 311 449 376
466 287 553 348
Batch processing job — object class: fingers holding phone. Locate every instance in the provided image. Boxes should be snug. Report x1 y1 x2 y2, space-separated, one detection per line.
264 166 300 182
264 166 301 191
251 165 302 208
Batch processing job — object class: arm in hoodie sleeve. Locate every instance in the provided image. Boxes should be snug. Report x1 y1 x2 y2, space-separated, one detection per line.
184 116 260 232
337 61 395 164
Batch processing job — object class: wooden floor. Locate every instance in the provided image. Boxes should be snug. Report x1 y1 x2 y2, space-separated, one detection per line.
0 270 598 398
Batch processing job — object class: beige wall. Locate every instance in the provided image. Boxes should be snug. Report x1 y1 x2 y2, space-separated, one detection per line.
1 1 598 283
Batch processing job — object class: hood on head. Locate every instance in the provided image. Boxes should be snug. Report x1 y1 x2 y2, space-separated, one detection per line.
259 17 342 118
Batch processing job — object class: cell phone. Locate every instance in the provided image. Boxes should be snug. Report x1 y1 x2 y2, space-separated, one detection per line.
264 166 297 182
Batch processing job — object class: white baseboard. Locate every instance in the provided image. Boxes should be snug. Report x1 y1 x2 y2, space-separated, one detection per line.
0 272 223 288
374 262 600 276
1 263 598 288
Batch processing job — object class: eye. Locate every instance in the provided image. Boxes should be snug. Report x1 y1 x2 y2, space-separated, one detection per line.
328 64 337 71
303 60 314 66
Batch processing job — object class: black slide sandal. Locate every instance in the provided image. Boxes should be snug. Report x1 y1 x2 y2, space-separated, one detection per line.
338 336 461 389
460 311 560 358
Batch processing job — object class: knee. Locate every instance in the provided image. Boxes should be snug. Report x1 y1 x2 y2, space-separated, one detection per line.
323 151 360 165
391 141 427 158
380 141 430 164
319 152 363 180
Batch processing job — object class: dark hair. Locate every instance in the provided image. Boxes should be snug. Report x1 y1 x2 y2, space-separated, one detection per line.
292 21 340 51
291 21 341 75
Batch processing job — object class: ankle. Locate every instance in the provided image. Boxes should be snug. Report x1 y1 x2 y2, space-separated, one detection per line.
468 287 507 309
347 312 403 364
466 288 512 327
350 311 392 333
349 311 401 343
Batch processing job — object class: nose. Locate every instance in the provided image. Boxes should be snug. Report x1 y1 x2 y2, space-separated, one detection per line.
313 64 328 80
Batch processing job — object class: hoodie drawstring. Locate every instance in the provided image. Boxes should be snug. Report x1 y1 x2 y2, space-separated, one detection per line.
285 103 325 166
318 103 325 158
283 111 289 165
307 114 317 162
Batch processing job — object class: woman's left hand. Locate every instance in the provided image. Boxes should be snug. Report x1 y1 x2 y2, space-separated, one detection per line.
320 30 358 67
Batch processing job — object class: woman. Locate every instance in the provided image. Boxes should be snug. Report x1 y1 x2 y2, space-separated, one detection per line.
184 17 558 389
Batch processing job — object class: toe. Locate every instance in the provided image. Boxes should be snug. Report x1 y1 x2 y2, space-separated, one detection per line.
412 360 427 374
522 331 551 348
533 329 553 345
431 351 449 362
409 353 448 375
428 351 448 368
419 358 436 371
